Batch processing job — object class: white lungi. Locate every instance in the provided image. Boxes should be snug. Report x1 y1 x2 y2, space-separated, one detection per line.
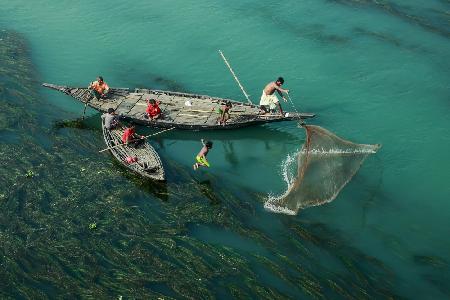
260 90 279 110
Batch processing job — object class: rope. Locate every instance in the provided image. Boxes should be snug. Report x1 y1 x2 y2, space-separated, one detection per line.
286 93 305 126
286 93 300 114
218 50 253 105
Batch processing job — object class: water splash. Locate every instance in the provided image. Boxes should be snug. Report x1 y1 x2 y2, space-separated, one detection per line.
265 152 299 215
265 125 380 215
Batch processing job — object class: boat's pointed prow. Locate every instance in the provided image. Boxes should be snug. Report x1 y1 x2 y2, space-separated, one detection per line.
42 82 70 94
42 83 64 89
42 83 69 92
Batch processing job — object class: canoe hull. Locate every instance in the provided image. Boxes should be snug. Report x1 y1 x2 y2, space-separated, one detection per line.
101 118 165 181
43 83 315 130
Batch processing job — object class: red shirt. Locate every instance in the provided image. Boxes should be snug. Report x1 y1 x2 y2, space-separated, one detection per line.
146 104 161 117
122 128 135 143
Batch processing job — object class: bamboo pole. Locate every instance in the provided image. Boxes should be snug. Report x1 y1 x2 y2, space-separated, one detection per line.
218 50 253 105
99 127 175 153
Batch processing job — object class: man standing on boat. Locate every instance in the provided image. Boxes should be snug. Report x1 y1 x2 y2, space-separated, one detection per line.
260 77 290 115
89 76 110 99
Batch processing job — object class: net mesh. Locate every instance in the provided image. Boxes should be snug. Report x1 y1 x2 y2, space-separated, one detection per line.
265 125 381 215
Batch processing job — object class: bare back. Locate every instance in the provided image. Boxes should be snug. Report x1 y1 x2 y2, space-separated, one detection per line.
264 82 279 95
197 145 209 158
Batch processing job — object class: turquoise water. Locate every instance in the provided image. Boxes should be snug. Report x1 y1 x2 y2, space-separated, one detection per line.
1 0 449 298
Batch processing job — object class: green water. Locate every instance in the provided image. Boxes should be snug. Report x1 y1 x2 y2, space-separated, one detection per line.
1 0 449 298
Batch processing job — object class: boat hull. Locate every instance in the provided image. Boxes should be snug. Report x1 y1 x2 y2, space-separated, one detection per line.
102 117 165 181
43 83 315 130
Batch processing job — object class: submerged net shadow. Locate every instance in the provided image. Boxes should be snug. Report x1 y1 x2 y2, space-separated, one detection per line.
265 125 381 215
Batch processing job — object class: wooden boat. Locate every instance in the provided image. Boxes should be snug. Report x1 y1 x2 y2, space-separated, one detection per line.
101 116 165 181
43 83 315 130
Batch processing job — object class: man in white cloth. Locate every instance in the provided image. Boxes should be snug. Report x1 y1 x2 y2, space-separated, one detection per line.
260 77 290 115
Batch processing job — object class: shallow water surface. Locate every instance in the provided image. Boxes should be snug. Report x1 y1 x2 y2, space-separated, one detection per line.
0 0 449 298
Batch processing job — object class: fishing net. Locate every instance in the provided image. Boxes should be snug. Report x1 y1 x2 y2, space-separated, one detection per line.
265 125 381 215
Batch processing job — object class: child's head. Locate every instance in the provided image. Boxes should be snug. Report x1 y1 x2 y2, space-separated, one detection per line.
149 99 156 105
226 101 232 108
205 140 213 149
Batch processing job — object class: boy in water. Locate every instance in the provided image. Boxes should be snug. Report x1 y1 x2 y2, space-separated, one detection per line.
193 139 213 170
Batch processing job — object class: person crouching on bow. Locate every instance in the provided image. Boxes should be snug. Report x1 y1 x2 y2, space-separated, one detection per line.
146 98 162 120
88 76 110 100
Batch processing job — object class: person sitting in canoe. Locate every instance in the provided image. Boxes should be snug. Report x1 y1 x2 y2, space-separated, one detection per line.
88 76 110 99
103 108 120 130
122 124 145 148
145 98 161 120
193 139 213 170
217 101 232 126
259 77 289 116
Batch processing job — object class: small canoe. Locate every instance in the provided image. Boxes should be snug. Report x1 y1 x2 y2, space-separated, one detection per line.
43 83 315 130
101 116 165 181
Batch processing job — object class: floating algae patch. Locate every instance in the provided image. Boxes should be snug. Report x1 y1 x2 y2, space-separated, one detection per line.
115 60 189 93
413 254 448 269
353 26 432 55
53 118 94 131
247 5 351 45
281 220 400 299
330 0 450 39
0 30 230 298
0 30 299 298
188 223 269 255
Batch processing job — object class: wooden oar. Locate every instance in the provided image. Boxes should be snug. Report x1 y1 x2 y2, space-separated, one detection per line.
186 109 246 113
99 127 175 153
81 96 90 120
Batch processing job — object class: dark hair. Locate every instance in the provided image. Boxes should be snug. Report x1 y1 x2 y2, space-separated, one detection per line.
226 101 232 107
107 108 115 114
149 99 156 105
205 140 213 148
276 77 284 84
98 76 104 82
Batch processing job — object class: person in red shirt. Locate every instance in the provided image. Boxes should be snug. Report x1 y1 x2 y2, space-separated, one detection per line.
122 124 145 148
146 99 162 120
